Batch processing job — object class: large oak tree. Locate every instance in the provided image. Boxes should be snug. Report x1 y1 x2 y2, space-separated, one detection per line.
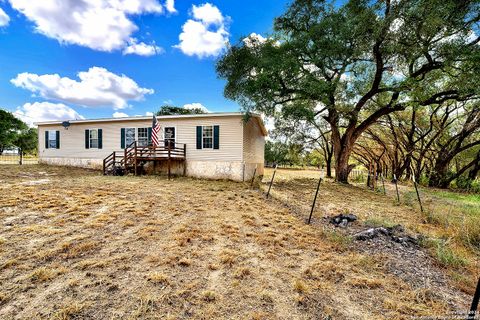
217 0 480 183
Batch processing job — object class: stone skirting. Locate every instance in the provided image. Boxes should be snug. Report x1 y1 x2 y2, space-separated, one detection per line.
39 157 103 170
39 157 263 182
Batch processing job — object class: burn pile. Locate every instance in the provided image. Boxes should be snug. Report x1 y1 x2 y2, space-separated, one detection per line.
354 225 418 246
329 213 358 228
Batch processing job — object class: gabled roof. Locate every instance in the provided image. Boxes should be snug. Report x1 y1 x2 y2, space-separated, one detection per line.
35 112 268 136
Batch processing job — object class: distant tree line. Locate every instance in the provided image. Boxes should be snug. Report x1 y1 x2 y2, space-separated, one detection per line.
0 109 37 155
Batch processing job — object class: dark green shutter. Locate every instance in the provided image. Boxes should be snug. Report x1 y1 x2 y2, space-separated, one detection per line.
45 131 49 149
85 129 90 149
196 126 202 149
147 127 152 145
120 128 125 149
213 125 219 150
98 129 103 149
55 131 60 149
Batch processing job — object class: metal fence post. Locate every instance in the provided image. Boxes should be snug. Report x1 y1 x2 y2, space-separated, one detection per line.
381 173 386 195
266 164 277 199
413 176 424 213
467 277 480 320
393 174 400 202
250 164 257 187
307 175 322 224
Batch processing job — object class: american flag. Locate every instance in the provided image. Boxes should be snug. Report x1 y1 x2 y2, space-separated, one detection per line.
151 115 160 146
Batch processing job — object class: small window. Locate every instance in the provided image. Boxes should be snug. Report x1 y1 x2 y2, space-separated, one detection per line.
125 128 135 147
202 126 213 149
138 128 149 146
48 131 57 149
164 127 176 148
89 129 99 149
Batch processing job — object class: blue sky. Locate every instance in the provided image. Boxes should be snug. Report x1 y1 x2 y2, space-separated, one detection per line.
0 0 290 125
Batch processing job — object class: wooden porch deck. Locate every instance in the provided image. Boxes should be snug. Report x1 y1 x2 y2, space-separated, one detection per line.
103 141 186 178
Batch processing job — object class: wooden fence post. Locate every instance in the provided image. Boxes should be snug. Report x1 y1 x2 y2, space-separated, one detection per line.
307 174 322 224
467 277 480 320
266 164 277 199
412 176 424 213
393 174 400 202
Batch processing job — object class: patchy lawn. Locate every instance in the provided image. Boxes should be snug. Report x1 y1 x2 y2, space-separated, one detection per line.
0 165 474 319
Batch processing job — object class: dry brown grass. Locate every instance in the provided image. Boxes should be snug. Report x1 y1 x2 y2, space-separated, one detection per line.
0 164 472 319
262 168 480 295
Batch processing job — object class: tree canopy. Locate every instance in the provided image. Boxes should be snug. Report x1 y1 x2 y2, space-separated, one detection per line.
217 0 480 183
0 109 30 154
156 105 207 116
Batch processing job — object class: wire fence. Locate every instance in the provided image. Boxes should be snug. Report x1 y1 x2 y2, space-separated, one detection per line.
0 154 39 165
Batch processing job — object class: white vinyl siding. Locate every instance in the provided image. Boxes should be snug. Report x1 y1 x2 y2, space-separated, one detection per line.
38 115 248 161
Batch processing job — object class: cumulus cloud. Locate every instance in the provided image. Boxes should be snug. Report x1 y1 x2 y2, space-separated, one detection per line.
165 0 176 13
183 102 209 113
13 102 84 127
145 111 154 116
0 7 9 26
123 38 163 56
175 3 229 58
8 0 167 55
11 67 154 110
113 112 129 118
243 33 267 47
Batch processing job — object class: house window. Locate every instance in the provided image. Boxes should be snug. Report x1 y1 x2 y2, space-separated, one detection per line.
125 128 135 147
164 127 175 148
202 126 213 149
138 128 149 146
89 129 99 149
48 131 57 149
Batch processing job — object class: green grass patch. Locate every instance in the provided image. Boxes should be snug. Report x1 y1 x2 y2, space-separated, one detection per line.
364 217 397 228
426 239 468 268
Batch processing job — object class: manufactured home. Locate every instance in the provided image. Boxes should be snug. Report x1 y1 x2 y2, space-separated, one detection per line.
35 113 267 181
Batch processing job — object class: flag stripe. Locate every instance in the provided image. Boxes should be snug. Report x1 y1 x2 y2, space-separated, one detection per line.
151 116 160 146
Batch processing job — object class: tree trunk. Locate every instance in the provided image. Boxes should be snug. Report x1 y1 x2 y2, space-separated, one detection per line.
429 160 450 188
335 144 353 183
468 152 480 180
326 149 333 178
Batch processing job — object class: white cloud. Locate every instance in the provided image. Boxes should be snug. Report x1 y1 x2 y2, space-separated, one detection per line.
113 112 129 118
13 102 84 127
243 33 267 47
175 3 229 58
123 38 163 56
183 102 209 113
8 0 168 55
145 111 154 116
11 67 154 110
192 2 223 25
0 7 9 26
165 0 176 13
